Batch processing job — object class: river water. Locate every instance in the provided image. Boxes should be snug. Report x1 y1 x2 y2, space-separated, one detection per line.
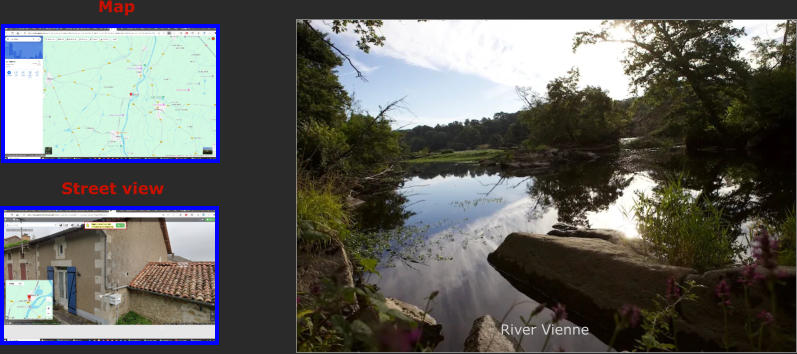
354 148 795 352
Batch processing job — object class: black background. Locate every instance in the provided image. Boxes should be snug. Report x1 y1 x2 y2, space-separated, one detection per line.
0 0 794 352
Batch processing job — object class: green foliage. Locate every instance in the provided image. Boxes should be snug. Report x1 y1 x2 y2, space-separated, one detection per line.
520 68 626 147
298 120 350 173
340 113 402 175
3 240 29 250
297 182 350 244
635 279 702 351
297 280 437 351
296 22 351 128
632 175 741 272
404 149 503 164
329 20 386 53
401 112 524 152
116 311 152 325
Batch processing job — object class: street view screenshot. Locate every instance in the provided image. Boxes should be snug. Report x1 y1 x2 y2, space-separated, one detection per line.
3 209 216 341
3 27 217 159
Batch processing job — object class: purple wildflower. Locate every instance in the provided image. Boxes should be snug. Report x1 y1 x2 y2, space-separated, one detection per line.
738 264 760 286
715 279 731 307
756 310 775 325
618 304 642 328
551 303 567 323
752 227 778 270
665 276 681 302
407 327 422 343
297 296 301 304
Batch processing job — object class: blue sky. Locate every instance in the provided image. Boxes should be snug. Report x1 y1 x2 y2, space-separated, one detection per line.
314 20 787 129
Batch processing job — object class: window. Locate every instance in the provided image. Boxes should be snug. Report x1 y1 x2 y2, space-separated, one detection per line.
3 26 218 161
3 209 216 342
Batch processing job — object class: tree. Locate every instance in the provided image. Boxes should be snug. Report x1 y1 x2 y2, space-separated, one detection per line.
520 69 623 147
297 20 401 177
574 20 750 145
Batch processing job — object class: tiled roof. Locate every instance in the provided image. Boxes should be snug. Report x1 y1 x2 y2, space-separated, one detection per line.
129 262 215 305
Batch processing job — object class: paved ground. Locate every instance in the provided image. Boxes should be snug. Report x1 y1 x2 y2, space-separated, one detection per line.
53 309 96 324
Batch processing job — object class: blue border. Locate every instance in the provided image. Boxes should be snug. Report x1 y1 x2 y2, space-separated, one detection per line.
1 24 220 163
1 206 219 345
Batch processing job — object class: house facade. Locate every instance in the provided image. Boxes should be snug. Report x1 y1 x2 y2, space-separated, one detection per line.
4 218 172 324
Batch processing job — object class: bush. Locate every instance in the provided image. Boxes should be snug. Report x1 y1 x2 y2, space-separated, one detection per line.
297 182 350 244
439 148 454 154
632 176 741 272
116 311 152 325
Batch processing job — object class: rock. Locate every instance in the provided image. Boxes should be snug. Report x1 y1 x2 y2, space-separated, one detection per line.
487 233 695 351
345 195 366 209
385 297 438 325
384 297 444 349
297 238 355 295
675 266 796 351
464 315 519 352
546 228 626 243
551 222 578 231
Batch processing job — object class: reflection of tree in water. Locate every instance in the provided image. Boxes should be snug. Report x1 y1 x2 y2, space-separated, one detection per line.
353 189 415 233
402 162 503 179
648 151 796 237
526 155 632 227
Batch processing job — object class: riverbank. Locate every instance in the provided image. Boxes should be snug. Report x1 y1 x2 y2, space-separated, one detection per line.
403 149 504 164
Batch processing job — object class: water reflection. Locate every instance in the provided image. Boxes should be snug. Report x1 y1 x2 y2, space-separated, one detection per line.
361 150 794 351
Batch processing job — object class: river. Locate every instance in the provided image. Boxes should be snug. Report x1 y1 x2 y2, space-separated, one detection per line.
353 147 795 352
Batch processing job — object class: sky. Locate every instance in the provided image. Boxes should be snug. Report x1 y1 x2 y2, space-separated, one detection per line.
313 20 787 129
4 219 215 261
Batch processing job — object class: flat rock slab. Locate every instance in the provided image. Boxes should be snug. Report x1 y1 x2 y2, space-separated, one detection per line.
488 232 694 350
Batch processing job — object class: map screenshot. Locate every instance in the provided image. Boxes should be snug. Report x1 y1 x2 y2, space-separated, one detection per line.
5 280 53 320
3 27 218 160
4 209 217 341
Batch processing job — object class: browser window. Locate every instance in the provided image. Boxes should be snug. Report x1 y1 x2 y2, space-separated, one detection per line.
3 209 217 342
3 27 218 160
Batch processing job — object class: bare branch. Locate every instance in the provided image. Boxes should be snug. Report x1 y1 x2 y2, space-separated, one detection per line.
303 20 367 81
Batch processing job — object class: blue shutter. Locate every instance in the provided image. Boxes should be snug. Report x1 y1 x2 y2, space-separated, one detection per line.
67 267 77 315
47 266 54 281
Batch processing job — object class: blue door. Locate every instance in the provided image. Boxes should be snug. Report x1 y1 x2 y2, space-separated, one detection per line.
67 267 77 315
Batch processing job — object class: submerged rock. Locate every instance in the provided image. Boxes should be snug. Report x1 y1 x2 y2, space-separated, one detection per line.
487 232 694 350
464 315 519 352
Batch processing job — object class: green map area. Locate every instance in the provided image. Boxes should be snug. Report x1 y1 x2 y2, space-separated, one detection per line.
5 280 53 320
42 35 216 157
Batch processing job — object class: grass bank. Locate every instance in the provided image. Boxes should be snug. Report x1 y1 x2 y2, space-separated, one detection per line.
404 149 504 163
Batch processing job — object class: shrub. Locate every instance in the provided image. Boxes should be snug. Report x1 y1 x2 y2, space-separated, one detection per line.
297 182 350 244
116 311 152 325
632 176 741 272
439 148 454 154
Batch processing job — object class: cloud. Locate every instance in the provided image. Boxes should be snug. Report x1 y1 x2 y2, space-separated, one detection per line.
315 20 785 100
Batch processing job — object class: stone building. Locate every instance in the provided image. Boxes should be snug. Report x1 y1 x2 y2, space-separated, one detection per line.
3 218 215 325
